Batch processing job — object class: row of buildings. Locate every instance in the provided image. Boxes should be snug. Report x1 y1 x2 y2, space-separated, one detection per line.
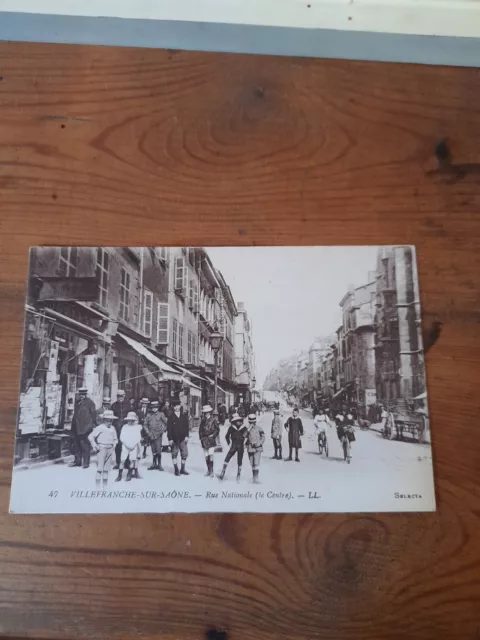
17 247 256 461
264 246 426 413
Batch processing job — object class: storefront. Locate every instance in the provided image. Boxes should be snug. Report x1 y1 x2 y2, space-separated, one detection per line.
16 303 109 464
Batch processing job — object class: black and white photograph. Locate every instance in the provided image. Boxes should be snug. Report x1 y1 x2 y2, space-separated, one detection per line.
9 245 435 513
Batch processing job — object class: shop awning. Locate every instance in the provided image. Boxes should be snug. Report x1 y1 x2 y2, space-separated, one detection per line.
413 392 427 400
205 375 228 395
181 377 202 390
161 357 209 385
186 381 202 397
117 333 182 381
179 368 209 385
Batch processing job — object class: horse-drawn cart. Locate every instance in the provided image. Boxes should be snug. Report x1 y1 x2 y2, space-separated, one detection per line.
392 408 426 443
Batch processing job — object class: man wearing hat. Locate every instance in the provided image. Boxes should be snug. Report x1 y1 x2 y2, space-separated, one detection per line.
116 411 143 482
97 396 111 423
144 401 168 471
167 399 190 476
88 409 118 487
111 390 129 469
285 408 304 462
219 413 248 482
137 397 150 459
70 387 97 469
271 408 283 460
199 405 220 477
245 413 265 484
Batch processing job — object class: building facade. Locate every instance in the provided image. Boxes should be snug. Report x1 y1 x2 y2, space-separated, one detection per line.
342 279 377 408
307 337 336 404
234 302 255 406
374 246 425 405
16 246 250 463
216 270 237 408
265 245 424 414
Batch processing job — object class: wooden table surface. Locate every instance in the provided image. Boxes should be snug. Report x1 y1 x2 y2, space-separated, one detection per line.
0 42 479 640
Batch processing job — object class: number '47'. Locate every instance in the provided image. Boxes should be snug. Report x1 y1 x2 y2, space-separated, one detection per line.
48 491 58 498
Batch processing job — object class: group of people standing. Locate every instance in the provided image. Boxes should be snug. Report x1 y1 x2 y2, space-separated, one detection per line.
73 389 360 487
270 407 305 462
70 388 191 485
200 405 265 484
70 388 271 486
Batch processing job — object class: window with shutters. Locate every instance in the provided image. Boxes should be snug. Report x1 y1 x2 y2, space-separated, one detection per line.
193 281 199 313
172 318 178 359
155 247 169 264
157 302 169 344
187 330 193 364
58 247 78 277
188 280 194 309
192 335 197 365
96 248 109 308
178 322 184 361
119 268 130 322
174 256 187 295
143 289 153 337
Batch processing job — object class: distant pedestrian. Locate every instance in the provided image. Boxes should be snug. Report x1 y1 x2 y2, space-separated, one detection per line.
367 403 375 423
271 409 283 460
163 399 172 418
116 411 142 482
381 404 394 439
144 401 168 470
219 413 248 482
246 413 265 484
167 399 190 476
218 402 227 426
199 405 220 477
285 408 304 462
111 390 129 469
137 397 150 459
88 409 118 487
70 387 97 469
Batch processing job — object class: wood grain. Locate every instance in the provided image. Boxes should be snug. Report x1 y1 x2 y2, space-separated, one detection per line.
0 42 479 640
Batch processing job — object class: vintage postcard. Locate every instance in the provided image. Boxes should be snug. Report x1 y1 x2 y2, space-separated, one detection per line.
10 246 435 514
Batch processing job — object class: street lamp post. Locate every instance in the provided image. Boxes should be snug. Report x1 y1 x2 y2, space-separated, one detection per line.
210 328 224 417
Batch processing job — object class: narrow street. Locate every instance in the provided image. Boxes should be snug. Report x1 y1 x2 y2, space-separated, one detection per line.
11 406 435 513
